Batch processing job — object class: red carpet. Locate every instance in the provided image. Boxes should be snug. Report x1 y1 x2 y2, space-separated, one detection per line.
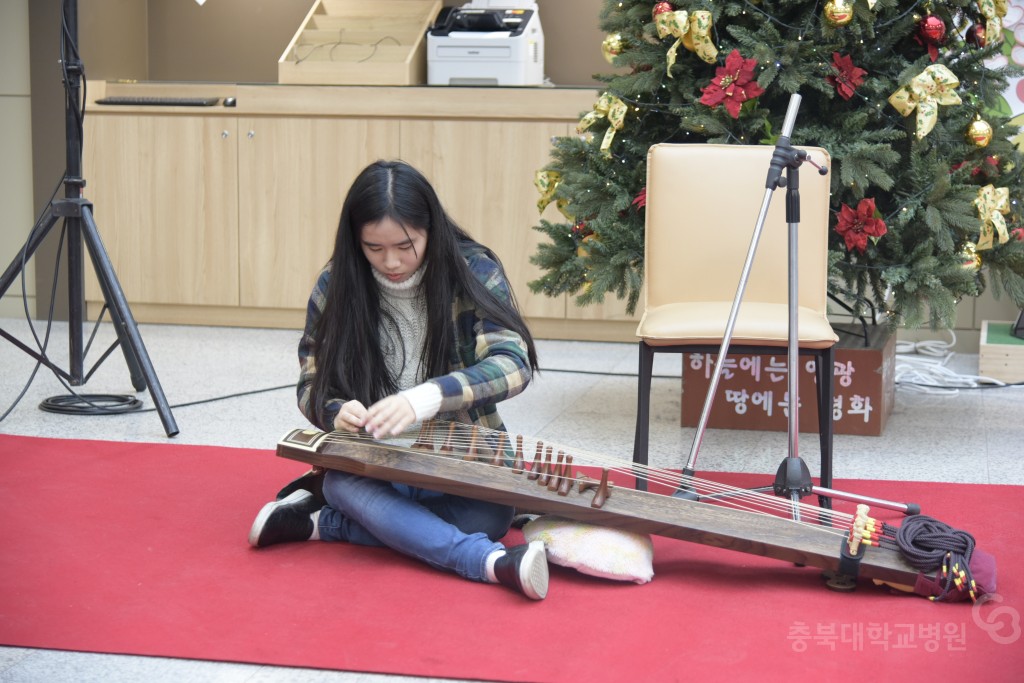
0 434 1021 682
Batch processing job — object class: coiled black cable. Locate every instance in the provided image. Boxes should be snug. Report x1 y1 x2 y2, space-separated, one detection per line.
896 515 977 601
39 393 143 415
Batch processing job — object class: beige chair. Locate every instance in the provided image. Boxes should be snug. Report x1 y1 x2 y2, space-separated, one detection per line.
632 143 838 501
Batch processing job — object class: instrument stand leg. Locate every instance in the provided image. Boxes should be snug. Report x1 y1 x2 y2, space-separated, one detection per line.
0 0 177 437
672 94 912 519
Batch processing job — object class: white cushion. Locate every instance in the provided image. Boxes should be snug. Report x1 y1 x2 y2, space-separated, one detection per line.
522 515 654 584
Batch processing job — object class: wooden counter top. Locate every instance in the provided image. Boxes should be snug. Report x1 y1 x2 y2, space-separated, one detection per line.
87 81 599 120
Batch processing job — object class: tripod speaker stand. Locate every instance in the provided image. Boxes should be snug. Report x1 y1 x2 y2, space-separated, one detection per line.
0 0 177 437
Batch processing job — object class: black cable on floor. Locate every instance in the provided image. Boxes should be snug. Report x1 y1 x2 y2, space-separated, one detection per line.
895 380 1024 389
39 393 143 415
37 368 667 418
19 362 1022 421
137 384 294 412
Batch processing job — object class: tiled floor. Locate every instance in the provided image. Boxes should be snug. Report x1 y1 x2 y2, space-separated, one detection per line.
1 316 1021 682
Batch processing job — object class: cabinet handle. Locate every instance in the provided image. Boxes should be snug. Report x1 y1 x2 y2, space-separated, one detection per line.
221 130 230 139
248 130 256 139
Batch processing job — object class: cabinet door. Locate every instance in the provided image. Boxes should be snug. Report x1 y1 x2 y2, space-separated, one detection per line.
238 117 401 310
82 114 240 306
400 119 568 319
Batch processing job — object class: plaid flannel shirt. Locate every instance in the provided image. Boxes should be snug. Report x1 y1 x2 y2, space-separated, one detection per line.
297 244 532 432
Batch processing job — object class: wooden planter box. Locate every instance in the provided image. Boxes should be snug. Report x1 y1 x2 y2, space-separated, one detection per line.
680 324 896 437
979 320 1024 383
278 0 441 86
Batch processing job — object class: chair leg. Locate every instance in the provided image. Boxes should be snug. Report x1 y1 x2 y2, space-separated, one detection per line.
632 342 655 492
815 346 836 508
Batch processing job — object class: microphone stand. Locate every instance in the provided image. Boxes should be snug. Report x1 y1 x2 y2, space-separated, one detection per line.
675 94 913 520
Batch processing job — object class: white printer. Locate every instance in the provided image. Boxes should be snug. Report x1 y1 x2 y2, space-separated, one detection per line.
427 1 545 86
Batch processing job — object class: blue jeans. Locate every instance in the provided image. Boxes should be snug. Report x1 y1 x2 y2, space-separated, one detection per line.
318 469 514 582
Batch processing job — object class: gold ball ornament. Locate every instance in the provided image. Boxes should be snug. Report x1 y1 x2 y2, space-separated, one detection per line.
602 33 625 64
577 233 597 258
824 0 855 27
959 242 981 272
966 118 993 148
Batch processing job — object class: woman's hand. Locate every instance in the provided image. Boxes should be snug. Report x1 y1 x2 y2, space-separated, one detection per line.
333 400 368 433
364 395 416 439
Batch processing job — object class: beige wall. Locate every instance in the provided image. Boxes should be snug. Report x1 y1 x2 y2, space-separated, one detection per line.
0 0 35 317
79 0 149 82
77 0 610 86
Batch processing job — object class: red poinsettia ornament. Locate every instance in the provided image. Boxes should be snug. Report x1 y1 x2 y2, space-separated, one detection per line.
835 198 887 253
826 53 866 100
632 187 647 210
699 49 765 118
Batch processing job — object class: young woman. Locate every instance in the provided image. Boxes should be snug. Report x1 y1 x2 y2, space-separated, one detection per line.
248 160 549 600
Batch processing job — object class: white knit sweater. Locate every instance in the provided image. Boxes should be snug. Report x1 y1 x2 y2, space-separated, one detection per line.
372 266 442 421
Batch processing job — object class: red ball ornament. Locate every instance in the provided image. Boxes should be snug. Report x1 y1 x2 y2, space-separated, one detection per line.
918 14 946 45
966 24 986 48
652 2 674 19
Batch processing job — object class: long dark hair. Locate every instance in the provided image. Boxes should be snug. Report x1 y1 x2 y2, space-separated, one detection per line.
309 160 538 422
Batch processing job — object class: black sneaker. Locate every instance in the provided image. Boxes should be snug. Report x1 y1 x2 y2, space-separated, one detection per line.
248 490 318 548
275 467 327 508
494 541 549 600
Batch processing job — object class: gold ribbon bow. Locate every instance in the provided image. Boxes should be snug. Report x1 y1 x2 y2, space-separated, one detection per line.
887 64 962 139
656 10 717 76
577 93 628 156
682 11 717 65
533 170 572 219
974 184 1011 250
977 0 1008 46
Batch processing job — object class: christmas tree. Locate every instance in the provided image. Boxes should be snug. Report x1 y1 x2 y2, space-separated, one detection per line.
529 0 1024 329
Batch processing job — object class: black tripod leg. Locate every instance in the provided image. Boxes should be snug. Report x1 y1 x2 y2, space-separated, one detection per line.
77 223 147 393
79 206 179 437
0 211 62 300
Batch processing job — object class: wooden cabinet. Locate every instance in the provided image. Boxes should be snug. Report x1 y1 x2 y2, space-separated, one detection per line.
237 116 402 310
82 82 637 339
83 113 239 307
400 118 569 320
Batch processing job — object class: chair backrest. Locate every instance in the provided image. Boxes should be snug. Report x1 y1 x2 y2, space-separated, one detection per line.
643 143 832 314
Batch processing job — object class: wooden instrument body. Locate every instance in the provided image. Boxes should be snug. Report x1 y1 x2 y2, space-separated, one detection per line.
277 428 927 587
